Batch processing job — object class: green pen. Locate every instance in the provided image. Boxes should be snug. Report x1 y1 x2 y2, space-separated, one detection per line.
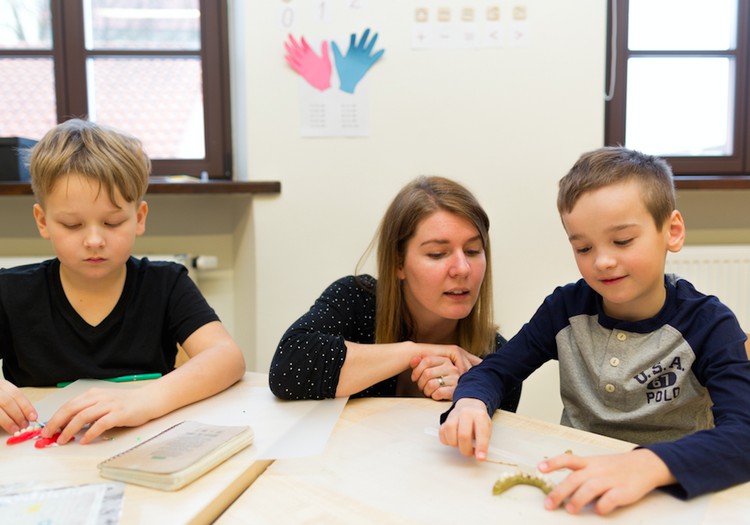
56 373 162 388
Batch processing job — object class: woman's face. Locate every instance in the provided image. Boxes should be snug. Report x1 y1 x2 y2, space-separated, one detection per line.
397 210 486 333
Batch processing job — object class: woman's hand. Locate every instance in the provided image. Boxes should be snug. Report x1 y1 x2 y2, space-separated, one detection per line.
337 341 480 398
410 346 483 400
41 386 158 445
0 379 38 434
410 354 457 399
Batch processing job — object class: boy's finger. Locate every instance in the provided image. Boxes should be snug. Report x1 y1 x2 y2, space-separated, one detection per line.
41 404 76 438
16 396 38 425
80 419 108 445
456 417 478 457
473 418 490 460
0 410 23 434
539 453 587 473
0 390 37 433
55 421 81 445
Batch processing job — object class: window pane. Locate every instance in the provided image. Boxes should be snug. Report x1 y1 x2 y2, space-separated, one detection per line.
87 57 205 159
625 57 734 156
629 0 737 51
0 0 52 49
84 0 200 51
0 57 56 139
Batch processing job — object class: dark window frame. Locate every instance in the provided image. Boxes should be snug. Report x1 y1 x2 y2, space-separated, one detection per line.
1 0 232 180
605 0 750 189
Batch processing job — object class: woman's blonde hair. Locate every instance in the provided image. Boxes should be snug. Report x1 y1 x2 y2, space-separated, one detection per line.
29 118 150 207
362 175 496 357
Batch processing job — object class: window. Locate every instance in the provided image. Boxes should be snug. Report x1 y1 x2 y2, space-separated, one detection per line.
605 0 750 188
0 0 232 179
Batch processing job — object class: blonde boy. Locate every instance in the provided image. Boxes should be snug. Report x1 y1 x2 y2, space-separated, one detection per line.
439 147 750 514
0 119 245 444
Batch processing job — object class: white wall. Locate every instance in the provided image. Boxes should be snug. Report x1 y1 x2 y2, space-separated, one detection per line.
233 1 607 423
3 2 749 424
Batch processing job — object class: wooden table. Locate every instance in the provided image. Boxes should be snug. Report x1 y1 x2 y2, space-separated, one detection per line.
216 396 750 524
4 373 275 525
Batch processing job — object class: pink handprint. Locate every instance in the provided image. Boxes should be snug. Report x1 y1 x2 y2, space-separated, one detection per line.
284 34 331 91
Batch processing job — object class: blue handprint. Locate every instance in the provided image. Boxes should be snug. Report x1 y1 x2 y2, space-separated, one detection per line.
331 28 384 94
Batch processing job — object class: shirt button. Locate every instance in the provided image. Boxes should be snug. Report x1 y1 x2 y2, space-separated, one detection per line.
616 332 627 341
610 357 620 367
605 383 616 393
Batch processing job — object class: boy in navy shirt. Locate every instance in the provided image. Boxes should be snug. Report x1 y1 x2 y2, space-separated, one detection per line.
439 147 750 514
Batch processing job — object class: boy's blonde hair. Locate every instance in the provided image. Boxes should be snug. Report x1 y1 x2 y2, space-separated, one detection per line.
29 119 150 207
366 175 497 358
557 146 676 230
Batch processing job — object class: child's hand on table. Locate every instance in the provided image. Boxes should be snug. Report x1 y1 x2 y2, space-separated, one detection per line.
0 378 38 434
438 397 492 460
539 448 676 515
42 386 158 445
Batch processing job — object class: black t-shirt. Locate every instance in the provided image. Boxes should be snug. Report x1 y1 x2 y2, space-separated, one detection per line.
0 257 218 386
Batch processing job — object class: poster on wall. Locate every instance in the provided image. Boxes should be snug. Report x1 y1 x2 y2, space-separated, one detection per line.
277 1 530 137
284 29 384 137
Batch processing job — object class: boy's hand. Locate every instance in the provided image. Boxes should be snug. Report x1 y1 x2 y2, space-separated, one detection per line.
0 379 38 434
539 448 676 515
42 387 157 445
438 397 492 460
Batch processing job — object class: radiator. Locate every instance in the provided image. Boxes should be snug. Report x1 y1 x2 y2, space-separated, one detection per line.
0 254 198 283
666 245 750 330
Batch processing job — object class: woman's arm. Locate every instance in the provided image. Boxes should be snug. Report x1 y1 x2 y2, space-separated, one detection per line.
336 340 473 397
269 276 376 400
269 276 476 400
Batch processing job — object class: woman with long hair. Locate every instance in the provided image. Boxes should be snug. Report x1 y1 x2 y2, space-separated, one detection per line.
269 175 521 410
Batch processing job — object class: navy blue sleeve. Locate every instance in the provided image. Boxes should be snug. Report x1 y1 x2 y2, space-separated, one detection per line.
492 332 522 413
443 288 565 421
644 306 750 499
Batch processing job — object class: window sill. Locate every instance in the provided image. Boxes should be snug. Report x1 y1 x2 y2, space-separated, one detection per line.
674 176 750 190
0 179 281 196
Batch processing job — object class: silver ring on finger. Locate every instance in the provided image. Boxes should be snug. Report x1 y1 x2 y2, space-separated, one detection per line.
437 375 446 387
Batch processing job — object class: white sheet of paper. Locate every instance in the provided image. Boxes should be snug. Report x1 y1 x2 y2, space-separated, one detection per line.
267 403 711 524
255 394 348 459
21 377 346 460
0 482 123 525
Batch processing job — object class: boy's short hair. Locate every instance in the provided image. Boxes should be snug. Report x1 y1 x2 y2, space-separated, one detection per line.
557 146 676 230
29 119 150 207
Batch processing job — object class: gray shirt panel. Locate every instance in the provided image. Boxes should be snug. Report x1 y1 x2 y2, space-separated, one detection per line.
558 314 713 444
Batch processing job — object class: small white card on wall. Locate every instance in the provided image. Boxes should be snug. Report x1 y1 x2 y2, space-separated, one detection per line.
299 81 370 137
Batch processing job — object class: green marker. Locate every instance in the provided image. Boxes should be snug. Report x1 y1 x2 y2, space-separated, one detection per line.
56 373 162 388
104 373 162 383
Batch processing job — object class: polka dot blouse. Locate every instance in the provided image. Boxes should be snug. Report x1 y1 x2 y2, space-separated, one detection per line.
268 274 521 411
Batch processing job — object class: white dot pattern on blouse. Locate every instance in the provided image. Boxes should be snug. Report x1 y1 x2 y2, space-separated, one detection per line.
268 275 383 400
267 274 522 412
